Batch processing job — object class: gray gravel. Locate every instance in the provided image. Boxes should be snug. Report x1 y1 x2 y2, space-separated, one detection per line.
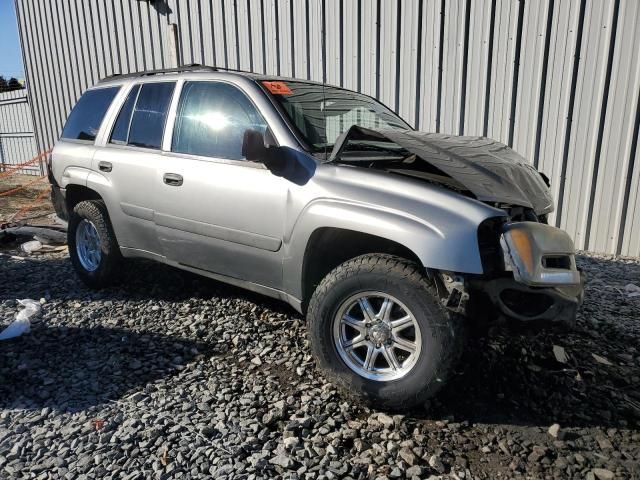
0 250 639 479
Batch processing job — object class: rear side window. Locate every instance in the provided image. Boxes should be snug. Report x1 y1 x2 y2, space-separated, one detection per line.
172 81 267 160
110 84 140 144
128 82 175 149
61 87 120 142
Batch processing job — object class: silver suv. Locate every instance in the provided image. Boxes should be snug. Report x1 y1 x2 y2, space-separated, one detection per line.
49 66 584 409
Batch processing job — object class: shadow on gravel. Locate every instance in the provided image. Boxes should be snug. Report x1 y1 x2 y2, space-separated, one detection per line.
0 323 211 411
0 255 295 316
419 255 640 430
1 253 638 430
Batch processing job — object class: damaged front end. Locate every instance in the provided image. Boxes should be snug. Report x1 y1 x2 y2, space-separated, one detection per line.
468 220 585 327
329 126 584 326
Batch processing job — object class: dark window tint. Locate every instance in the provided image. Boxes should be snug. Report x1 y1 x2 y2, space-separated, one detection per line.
128 82 175 149
110 84 140 144
61 87 120 142
172 81 267 160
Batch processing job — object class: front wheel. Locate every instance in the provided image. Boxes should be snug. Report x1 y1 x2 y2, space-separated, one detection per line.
307 254 465 410
68 200 122 288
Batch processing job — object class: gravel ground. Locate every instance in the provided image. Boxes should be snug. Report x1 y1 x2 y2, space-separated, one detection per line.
0 250 638 479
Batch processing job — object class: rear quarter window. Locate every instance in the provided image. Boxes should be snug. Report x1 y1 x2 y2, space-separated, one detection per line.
61 86 120 142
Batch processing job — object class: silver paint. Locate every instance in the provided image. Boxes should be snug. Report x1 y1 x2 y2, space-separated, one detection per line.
51 71 581 312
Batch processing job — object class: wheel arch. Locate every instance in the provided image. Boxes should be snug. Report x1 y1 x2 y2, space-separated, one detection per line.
65 184 104 213
299 227 423 311
283 200 487 311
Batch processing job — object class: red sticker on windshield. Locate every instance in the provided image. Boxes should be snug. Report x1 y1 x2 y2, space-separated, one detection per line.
262 81 293 95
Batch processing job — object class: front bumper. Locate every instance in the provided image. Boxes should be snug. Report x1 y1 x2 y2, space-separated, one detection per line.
473 221 585 326
478 271 585 326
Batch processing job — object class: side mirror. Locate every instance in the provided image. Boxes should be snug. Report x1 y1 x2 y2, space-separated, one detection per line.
241 128 316 186
242 128 277 161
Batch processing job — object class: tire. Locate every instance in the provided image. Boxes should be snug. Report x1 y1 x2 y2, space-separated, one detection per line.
307 254 465 410
68 200 122 288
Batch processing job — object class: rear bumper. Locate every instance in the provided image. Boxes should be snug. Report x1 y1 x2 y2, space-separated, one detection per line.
47 165 69 221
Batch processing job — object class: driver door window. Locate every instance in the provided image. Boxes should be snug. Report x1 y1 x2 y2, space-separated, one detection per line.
171 81 268 160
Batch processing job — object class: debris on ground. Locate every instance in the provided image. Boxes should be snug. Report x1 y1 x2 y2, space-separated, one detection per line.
592 353 614 366
624 283 640 298
553 344 568 364
20 240 43 254
0 299 41 340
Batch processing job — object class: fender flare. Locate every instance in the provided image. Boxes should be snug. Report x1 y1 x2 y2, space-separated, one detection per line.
282 199 488 300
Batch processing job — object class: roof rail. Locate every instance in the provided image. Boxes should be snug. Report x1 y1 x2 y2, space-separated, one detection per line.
98 63 253 83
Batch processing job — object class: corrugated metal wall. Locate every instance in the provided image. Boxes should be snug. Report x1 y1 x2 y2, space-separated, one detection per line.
14 0 640 256
0 89 39 175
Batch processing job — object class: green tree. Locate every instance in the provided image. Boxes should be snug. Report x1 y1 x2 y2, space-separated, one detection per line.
7 78 23 91
0 76 7 92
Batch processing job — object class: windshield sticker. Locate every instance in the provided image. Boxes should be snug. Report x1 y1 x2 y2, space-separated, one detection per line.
262 81 293 95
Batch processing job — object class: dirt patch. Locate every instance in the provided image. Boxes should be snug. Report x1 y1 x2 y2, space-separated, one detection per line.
0 173 53 224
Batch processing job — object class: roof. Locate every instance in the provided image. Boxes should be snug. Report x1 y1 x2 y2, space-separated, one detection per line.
96 63 329 88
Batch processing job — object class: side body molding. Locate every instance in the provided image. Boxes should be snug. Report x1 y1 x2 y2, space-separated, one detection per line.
282 199 496 301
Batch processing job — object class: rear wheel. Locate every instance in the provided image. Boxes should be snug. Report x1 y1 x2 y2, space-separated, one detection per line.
68 200 122 288
307 254 465 409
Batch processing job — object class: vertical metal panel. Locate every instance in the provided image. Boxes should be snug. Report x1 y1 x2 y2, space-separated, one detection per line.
589 0 640 254
512 0 551 160
485 0 519 144
325 0 342 86
536 0 581 227
263 0 279 74
0 90 39 175
561 0 615 249
440 0 466 134
396 0 421 124
307 0 323 82
416 0 441 132
377 0 399 111
236 0 253 71
463 0 492 136
621 129 640 256
12 0 640 256
342 0 359 91
359 0 378 98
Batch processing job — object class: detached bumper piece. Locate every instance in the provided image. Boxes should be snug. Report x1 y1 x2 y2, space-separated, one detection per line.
484 222 585 326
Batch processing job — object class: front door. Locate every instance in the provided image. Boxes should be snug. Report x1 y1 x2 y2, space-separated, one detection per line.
154 80 288 289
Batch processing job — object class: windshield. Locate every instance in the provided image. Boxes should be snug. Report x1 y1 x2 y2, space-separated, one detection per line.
262 80 412 153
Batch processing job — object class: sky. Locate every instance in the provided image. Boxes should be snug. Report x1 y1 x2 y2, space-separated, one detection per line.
0 0 24 80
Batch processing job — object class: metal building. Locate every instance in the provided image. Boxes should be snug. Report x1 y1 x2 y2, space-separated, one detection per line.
13 0 640 256
0 89 39 174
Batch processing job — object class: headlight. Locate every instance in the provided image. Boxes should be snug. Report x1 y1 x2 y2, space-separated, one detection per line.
500 222 581 286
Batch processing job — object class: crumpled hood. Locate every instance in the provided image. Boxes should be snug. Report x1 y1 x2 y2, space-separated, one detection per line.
328 126 554 215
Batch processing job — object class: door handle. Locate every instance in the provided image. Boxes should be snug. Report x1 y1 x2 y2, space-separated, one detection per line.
163 173 183 186
98 161 112 172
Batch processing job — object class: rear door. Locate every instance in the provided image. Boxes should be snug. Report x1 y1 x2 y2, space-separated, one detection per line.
92 81 175 255
153 80 288 289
